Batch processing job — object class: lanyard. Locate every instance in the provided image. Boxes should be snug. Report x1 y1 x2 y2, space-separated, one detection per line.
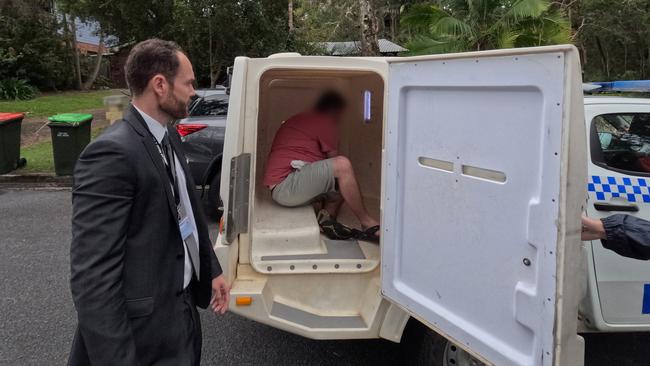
153 137 181 210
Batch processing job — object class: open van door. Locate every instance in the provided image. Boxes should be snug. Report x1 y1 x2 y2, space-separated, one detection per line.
381 46 586 366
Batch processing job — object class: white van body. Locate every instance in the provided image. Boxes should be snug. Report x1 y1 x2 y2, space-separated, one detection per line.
214 45 587 366
582 97 650 332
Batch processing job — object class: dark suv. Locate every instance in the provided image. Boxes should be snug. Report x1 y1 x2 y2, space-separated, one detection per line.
175 91 228 220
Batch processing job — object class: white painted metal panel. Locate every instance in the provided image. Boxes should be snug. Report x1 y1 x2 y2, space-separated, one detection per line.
382 49 571 366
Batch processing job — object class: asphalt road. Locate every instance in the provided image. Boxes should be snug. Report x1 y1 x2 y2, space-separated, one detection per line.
1 188 650 366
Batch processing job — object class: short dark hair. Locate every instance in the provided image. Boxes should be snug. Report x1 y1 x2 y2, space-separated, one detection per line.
124 38 183 96
315 90 346 113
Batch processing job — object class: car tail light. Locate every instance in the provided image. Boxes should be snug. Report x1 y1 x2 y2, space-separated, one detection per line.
176 123 207 137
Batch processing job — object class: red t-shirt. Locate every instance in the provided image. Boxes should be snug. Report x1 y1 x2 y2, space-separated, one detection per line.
263 111 338 186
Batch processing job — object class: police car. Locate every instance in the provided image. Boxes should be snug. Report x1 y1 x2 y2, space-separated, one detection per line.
581 81 650 332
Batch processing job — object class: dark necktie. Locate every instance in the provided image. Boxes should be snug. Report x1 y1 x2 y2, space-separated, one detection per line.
161 133 201 280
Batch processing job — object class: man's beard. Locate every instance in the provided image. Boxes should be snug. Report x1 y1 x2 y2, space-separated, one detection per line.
160 89 189 120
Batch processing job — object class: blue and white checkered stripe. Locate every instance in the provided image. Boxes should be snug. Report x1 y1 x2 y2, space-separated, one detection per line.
588 175 650 203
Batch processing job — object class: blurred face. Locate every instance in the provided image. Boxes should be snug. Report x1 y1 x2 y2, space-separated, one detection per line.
154 51 196 119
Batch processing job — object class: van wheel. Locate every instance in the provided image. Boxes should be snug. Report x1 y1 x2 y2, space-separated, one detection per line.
206 173 222 221
443 342 485 366
401 319 446 365
401 319 485 366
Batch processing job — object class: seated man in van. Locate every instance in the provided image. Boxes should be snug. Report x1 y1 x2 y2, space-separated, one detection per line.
263 91 380 242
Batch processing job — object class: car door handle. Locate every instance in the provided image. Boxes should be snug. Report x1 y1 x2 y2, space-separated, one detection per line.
593 202 639 212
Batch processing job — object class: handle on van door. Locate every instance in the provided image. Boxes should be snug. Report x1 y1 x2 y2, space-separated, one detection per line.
593 202 639 212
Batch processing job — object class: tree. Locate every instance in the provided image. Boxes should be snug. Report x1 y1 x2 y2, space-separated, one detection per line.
401 0 571 55
360 0 381 55
571 0 650 81
293 0 360 43
82 32 105 90
57 0 112 90
289 0 295 31
62 0 299 87
0 0 73 91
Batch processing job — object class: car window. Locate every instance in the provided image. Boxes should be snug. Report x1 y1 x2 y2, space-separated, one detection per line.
592 113 650 175
190 97 229 117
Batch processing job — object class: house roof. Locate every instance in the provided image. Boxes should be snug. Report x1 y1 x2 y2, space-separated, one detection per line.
76 19 119 46
318 38 407 56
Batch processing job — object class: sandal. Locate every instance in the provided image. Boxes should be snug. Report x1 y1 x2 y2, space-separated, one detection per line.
317 210 355 240
353 225 380 244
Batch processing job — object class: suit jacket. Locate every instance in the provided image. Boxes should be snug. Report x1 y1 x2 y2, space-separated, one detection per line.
68 105 222 366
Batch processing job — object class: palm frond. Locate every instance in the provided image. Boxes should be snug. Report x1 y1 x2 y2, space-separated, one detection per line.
494 29 521 49
432 15 474 38
401 4 440 30
504 0 549 22
404 35 468 55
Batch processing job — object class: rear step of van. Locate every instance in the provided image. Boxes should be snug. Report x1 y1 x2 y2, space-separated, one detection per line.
261 239 365 261
254 239 379 274
229 265 389 339
271 301 367 329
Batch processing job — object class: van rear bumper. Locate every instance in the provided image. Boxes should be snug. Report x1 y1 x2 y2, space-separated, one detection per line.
227 267 408 341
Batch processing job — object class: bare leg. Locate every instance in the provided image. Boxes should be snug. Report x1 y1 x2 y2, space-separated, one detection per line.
331 156 379 230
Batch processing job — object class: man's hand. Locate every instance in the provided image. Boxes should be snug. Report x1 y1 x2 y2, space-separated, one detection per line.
210 275 230 315
582 215 607 241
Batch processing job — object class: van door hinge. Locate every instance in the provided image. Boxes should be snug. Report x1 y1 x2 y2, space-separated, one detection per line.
225 153 251 244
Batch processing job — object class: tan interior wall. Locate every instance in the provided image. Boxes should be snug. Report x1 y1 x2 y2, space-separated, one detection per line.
256 69 384 208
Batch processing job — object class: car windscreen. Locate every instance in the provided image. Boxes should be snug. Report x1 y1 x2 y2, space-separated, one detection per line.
190 97 229 117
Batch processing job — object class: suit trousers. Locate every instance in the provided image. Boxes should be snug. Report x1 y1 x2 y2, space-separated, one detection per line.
180 288 202 366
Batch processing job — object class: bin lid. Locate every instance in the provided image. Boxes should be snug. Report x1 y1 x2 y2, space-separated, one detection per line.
0 112 25 124
48 113 93 126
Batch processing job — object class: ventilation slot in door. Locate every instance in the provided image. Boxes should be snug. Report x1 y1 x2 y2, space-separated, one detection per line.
461 164 506 183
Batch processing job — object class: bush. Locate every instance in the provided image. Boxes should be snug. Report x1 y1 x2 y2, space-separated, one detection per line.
0 78 37 100
0 1 74 91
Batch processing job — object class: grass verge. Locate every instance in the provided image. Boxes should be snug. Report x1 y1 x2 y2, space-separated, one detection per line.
17 126 107 173
0 90 121 118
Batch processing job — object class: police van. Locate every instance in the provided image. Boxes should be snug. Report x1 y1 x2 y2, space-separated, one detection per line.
213 45 588 366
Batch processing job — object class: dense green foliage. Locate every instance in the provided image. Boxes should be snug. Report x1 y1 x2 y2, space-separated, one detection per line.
58 0 305 86
401 0 571 54
3 0 650 92
0 79 37 100
0 0 73 93
571 0 650 81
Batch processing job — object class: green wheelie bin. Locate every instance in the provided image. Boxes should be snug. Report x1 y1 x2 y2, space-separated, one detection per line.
0 112 25 174
47 113 93 176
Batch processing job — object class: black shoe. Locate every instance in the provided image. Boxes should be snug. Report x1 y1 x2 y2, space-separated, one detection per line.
352 225 380 244
317 210 355 241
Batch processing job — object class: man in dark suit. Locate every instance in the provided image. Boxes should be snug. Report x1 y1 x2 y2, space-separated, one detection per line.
68 39 230 366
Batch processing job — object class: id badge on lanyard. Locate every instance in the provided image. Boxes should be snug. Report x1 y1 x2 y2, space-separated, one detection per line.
179 215 194 241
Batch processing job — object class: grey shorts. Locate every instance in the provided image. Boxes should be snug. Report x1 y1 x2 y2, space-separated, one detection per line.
272 159 337 207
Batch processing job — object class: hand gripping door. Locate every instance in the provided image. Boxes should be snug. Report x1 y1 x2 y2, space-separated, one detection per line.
381 46 585 366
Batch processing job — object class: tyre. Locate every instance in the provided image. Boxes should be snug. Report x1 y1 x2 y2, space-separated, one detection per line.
401 318 447 365
206 173 223 222
401 319 485 366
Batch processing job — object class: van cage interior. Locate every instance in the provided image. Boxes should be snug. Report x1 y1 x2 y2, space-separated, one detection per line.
249 68 385 275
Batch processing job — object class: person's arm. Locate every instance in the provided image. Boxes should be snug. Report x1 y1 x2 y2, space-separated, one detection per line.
582 214 650 260
70 139 139 365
